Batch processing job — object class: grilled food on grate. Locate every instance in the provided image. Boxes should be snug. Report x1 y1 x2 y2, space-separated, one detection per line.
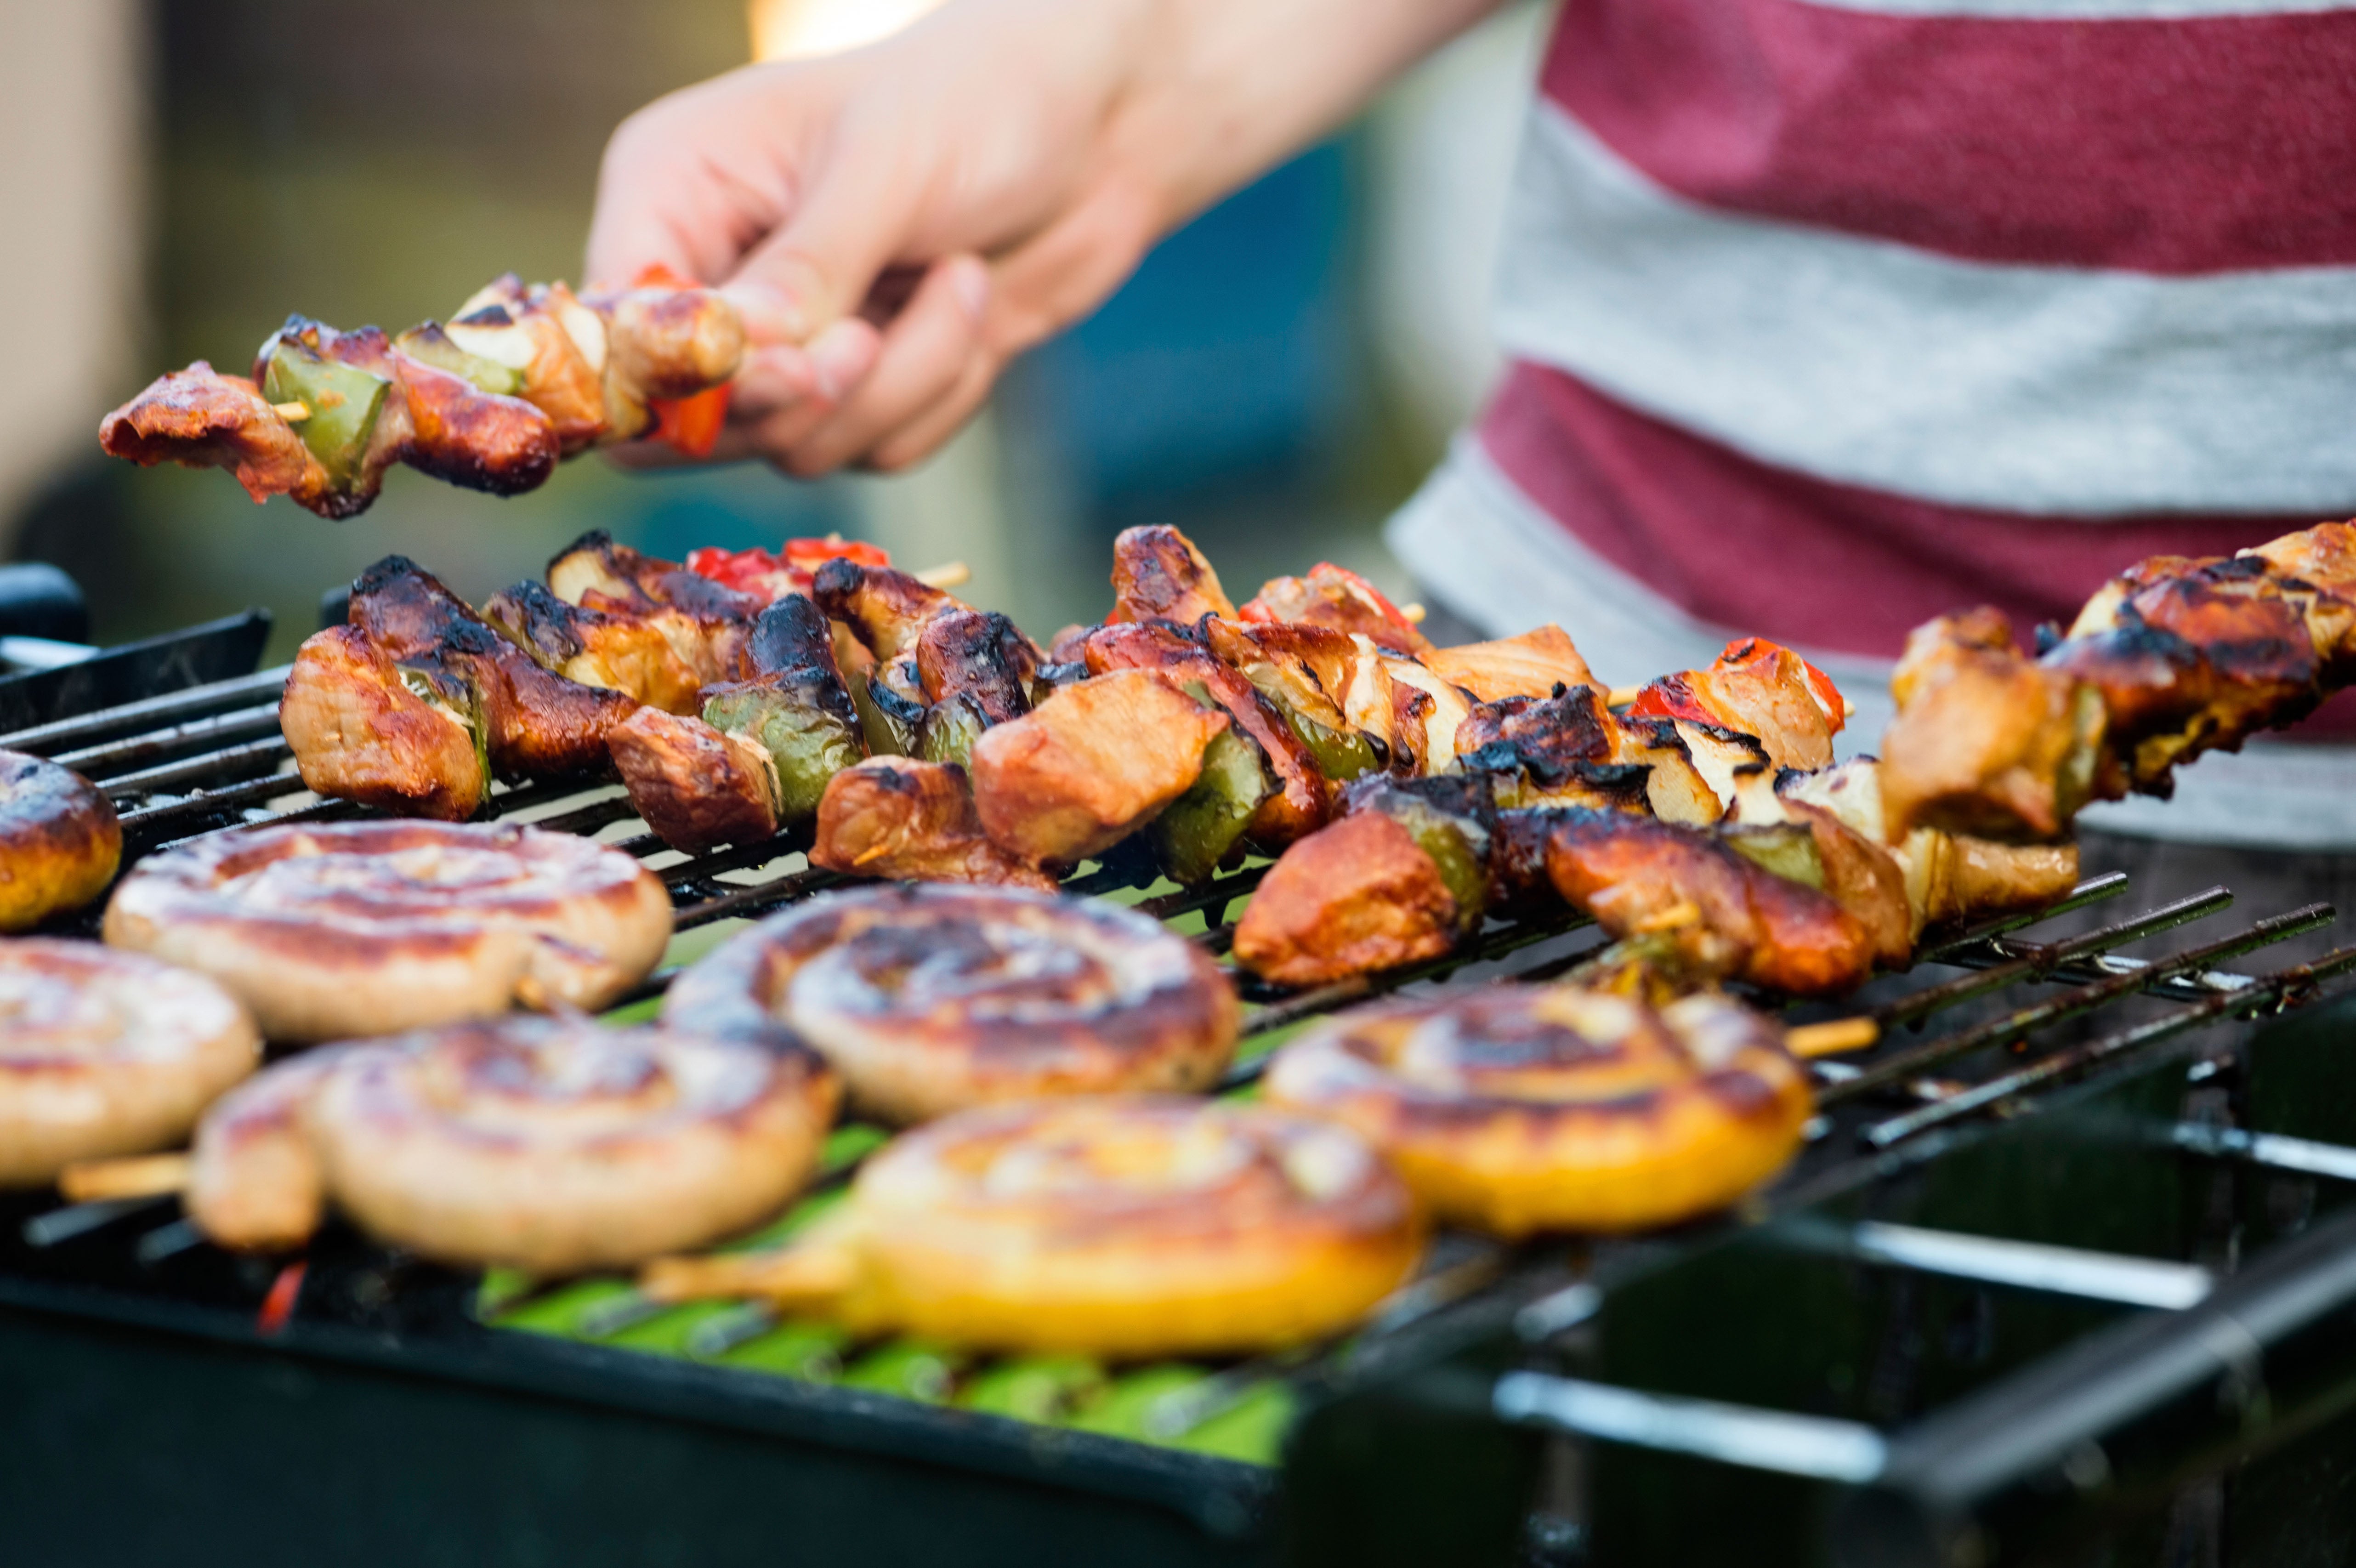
185 1016 835 1271
0 750 122 930
1880 519 2356 841
1264 986 1810 1237
808 756 1058 889
98 269 743 518
0 941 259 1186
101 820 671 1042
641 1096 1423 1358
664 884 1238 1125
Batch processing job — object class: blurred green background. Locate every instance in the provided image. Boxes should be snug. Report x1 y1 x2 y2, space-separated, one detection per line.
5 0 1542 661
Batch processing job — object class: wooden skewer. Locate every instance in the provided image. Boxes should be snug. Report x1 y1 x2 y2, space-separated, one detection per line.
273 400 312 422
1607 685 1641 708
913 561 971 590
1785 1017 1880 1059
640 1239 857 1310
1401 602 1427 625
59 1151 192 1203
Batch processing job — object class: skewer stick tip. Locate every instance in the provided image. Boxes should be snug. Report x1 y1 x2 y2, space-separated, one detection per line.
914 561 971 590
58 1150 193 1203
1606 685 1641 709
1401 602 1426 625
1786 1017 1880 1059
272 400 312 422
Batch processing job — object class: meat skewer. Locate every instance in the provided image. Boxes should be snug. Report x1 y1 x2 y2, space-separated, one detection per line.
99 269 744 518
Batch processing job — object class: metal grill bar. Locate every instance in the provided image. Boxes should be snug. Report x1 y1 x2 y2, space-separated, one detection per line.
1862 943 2356 1148
0 664 290 756
1824 904 2337 1107
1873 887 2233 1028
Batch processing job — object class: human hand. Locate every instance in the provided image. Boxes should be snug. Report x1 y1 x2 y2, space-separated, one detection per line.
587 0 1502 475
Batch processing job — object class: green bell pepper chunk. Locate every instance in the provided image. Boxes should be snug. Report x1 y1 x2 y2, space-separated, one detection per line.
1722 822 1825 889
392 321 526 397
915 693 988 772
1231 665 1379 783
261 336 389 495
704 678 866 824
1152 727 1272 885
849 673 919 757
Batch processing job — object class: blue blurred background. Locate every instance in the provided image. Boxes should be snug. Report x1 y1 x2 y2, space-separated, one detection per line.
1 0 1541 658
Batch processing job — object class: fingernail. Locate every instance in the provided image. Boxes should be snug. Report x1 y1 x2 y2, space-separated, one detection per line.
721 281 811 345
948 257 990 324
807 320 879 403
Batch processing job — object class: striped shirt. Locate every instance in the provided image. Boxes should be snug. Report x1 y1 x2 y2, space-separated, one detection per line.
1388 0 2356 848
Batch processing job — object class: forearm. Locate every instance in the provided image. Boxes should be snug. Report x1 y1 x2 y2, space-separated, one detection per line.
1111 0 1509 229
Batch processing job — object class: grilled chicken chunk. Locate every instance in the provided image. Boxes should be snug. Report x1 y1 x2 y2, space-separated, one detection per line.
97 364 333 510
1543 810 1873 997
970 671 1230 864
1108 525 1237 626
1453 685 1718 823
1879 521 2356 842
346 556 637 778
1083 621 1330 846
1231 811 1460 987
1420 625 1595 703
483 579 706 715
1627 638 1846 773
915 609 1039 723
279 625 488 820
812 757 1057 890
1241 562 1432 655
541 530 760 686
1879 610 2104 842
1782 758 2079 936
610 709 781 854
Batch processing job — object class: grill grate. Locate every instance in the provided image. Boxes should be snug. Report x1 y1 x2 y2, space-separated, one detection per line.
6 658 2355 1485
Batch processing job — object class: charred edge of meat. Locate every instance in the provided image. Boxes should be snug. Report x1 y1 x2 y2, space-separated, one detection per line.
481 579 593 667
915 610 1040 724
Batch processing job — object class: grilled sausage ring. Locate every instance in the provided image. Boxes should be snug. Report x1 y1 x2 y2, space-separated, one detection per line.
644 1096 1424 1358
0 940 260 1185
1264 986 1811 1236
102 820 671 1042
664 884 1239 1124
187 1016 837 1272
0 750 122 931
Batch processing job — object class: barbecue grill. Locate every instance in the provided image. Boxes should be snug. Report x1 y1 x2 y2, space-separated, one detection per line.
7 604 2356 1568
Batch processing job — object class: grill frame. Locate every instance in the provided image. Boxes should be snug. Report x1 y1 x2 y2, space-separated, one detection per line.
6 648 2356 1568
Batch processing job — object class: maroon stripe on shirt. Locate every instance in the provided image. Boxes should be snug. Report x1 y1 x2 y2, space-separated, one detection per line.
1478 361 2356 735
1542 0 2356 274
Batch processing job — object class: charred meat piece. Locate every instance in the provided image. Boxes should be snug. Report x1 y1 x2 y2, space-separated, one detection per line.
970 670 1230 865
100 320 561 523
1083 621 1331 846
1420 625 1595 703
482 579 705 715
1543 810 1873 996
1200 618 1383 783
280 625 488 820
1880 609 2105 841
1723 778 1912 971
811 558 969 665
1241 562 1432 656
440 276 610 452
915 609 1039 724
812 757 1057 890
1232 812 1461 987
542 530 760 685
1453 687 1652 812
346 556 636 778
1108 525 1236 626
611 708 780 853
1627 638 1845 773
1342 774 1496 934
2052 553 2329 796
98 363 333 511
700 596 870 824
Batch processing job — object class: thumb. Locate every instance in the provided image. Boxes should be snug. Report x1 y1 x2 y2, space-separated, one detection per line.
721 131 928 347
